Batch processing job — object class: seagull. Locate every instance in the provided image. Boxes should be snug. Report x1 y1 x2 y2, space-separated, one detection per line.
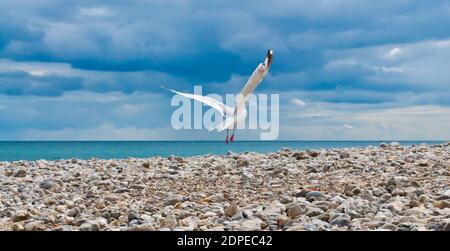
162 49 273 144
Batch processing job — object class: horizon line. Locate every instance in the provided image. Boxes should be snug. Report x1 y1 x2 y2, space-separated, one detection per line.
0 140 446 142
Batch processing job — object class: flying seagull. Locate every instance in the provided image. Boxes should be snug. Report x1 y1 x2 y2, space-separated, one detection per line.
162 49 273 144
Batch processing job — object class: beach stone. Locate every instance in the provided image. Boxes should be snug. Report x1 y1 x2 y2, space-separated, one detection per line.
388 200 404 212
39 179 55 189
306 207 324 217
240 219 264 231
241 210 253 219
264 201 286 215
287 204 307 219
292 152 308 160
339 152 350 159
435 195 450 201
231 212 244 221
372 188 384 197
386 185 396 194
67 207 80 217
205 193 227 203
408 200 421 208
279 196 293 204
79 217 108 231
165 194 184 206
11 211 30 222
344 184 360 196
380 142 388 147
160 216 177 230
225 203 238 218
113 188 129 193
128 211 141 222
24 220 45 231
237 159 250 167
13 170 27 177
381 223 397 231
330 214 351 227
130 223 155 231
58 226 76 231
433 200 450 209
304 219 330 231
413 189 425 197
11 223 24 231
306 150 319 157
306 191 324 201
418 162 428 167
276 215 290 229
418 194 429 203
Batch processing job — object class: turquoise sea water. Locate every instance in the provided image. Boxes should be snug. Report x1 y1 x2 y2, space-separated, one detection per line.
0 141 444 161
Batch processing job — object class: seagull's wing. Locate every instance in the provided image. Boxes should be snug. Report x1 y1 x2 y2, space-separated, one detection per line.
162 86 233 116
238 49 273 99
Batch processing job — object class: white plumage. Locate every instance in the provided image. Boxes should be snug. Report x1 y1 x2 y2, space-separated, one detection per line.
162 49 273 143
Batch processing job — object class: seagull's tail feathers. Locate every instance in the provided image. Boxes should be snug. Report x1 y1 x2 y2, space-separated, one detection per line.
209 116 235 132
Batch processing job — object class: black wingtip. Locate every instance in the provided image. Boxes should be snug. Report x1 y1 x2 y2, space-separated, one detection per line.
267 49 273 68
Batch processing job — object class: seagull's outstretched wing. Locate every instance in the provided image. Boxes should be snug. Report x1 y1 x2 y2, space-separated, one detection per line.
238 49 273 99
161 86 234 116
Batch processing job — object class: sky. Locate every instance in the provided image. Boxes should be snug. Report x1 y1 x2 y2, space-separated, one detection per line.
0 0 449 140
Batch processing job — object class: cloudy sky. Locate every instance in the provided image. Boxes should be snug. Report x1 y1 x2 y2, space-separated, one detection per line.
0 0 449 140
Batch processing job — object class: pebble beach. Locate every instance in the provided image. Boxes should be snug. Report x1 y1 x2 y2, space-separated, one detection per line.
0 142 449 231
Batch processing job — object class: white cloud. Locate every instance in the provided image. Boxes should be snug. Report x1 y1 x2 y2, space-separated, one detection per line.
0 59 74 77
380 66 404 73
290 98 306 107
383 47 403 58
343 124 354 130
280 101 450 140
79 7 115 17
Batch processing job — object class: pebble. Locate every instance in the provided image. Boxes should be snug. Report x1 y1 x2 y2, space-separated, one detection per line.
287 204 307 219
12 223 24 231
67 208 80 217
39 179 55 189
433 200 450 209
306 191 324 201
24 220 45 231
128 211 141 222
329 214 351 227
240 219 264 231
11 211 30 222
79 217 108 231
306 207 324 217
165 194 184 206
304 219 330 231
130 223 155 231
225 203 238 218
14 170 27 177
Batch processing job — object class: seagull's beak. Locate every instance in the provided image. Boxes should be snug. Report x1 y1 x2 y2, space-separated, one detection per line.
266 49 273 69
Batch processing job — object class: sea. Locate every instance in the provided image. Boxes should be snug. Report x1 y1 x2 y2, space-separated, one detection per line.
0 141 444 161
